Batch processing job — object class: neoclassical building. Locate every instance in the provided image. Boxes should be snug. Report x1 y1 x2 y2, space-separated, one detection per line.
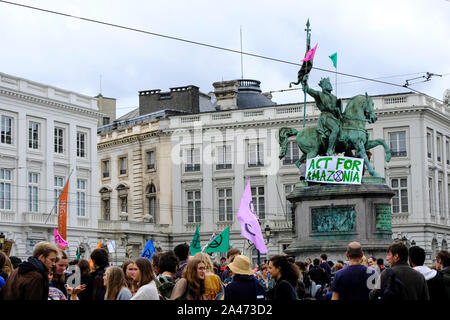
98 79 449 264
0 72 101 260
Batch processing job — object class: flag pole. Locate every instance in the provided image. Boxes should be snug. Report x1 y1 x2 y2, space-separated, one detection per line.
44 168 74 225
303 19 311 128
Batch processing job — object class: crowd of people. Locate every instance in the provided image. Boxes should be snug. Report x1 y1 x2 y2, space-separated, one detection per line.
0 240 449 300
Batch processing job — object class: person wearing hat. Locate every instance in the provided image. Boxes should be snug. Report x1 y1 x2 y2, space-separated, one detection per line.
224 255 266 300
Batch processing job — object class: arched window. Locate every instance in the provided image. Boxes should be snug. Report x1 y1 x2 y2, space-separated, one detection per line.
145 183 157 223
116 183 129 221
432 238 438 260
442 239 448 251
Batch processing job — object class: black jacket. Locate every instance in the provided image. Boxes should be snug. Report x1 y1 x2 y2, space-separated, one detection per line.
224 274 266 301
86 267 106 300
267 278 298 301
308 265 326 286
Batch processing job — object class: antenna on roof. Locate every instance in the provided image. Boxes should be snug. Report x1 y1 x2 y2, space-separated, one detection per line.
240 26 244 79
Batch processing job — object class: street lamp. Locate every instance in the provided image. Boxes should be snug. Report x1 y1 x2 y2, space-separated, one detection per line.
411 240 416 246
264 225 271 244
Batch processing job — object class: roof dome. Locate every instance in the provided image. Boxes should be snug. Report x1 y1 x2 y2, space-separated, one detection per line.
236 79 275 109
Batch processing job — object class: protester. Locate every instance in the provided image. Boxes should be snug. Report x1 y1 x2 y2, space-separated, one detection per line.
103 266 132 300
76 259 91 300
367 256 380 274
308 258 326 287
170 258 206 300
320 254 332 285
152 251 162 277
130 257 159 300
377 258 386 272
306 257 312 271
258 264 275 291
121 259 138 295
408 246 446 300
267 255 299 300
222 248 241 284
370 241 429 300
50 250 69 297
174 243 190 281
2 241 58 300
86 248 109 300
0 251 11 281
360 255 369 267
331 242 376 300
224 255 265 301
48 268 67 300
157 251 179 299
435 250 450 299
194 252 224 300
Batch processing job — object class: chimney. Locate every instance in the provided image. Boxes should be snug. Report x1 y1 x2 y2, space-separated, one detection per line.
212 80 239 111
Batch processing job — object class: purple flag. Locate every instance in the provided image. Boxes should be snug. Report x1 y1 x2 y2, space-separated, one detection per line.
301 43 318 62
237 179 267 253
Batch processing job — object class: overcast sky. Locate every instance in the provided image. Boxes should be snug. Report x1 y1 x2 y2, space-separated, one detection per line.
1 0 449 117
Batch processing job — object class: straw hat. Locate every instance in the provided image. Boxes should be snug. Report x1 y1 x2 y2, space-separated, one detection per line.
227 255 254 276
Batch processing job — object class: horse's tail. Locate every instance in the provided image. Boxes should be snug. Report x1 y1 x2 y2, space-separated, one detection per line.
278 127 299 159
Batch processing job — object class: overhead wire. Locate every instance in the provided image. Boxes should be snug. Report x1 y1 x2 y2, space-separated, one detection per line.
0 0 445 103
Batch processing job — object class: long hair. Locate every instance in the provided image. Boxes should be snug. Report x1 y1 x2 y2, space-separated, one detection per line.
121 259 138 290
0 251 13 276
193 252 214 273
182 258 205 299
78 259 91 277
269 255 300 288
134 258 156 288
104 266 128 300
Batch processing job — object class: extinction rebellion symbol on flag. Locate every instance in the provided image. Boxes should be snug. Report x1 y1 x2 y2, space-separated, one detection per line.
306 156 364 185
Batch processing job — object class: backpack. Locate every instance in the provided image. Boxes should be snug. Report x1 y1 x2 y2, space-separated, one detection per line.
374 268 406 300
157 276 175 300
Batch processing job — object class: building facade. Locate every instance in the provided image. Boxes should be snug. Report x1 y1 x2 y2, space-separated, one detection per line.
0 72 101 260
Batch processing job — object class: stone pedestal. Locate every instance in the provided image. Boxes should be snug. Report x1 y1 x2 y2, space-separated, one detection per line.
284 178 394 262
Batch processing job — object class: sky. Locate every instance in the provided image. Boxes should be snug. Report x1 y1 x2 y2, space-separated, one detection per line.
0 0 449 117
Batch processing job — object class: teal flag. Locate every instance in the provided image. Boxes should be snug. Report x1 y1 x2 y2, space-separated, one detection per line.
189 224 201 255
329 52 337 68
204 226 230 253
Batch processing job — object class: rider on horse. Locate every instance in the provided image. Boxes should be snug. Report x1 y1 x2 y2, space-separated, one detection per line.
302 76 343 156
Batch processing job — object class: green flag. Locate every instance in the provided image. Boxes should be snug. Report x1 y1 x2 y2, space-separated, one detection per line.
76 247 81 259
204 226 230 253
329 52 337 68
189 224 201 255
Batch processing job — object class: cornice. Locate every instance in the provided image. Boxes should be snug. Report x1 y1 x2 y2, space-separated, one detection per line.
97 130 166 150
0 88 103 118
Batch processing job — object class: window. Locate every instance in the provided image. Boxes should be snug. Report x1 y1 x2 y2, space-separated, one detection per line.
446 140 449 165
119 157 127 175
389 131 407 157
147 151 155 170
120 196 127 213
436 135 442 162
218 188 232 221
438 180 443 217
248 143 264 167
102 199 110 220
77 179 86 217
147 184 157 223
28 172 39 212
1 115 12 145
185 148 200 172
0 169 12 210
391 178 408 213
283 141 300 165
54 176 64 214
102 160 110 178
427 132 432 159
77 132 87 158
284 185 295 215
187 191 201 223
251 186 265 219
102 117 110 126
216 145 232 170
28 121 39 150
429 178 434 216
54 127 64 154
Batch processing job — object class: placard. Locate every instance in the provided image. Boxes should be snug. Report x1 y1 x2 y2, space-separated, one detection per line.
306 156 364 184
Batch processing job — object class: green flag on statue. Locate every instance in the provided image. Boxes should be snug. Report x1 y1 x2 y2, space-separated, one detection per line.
204 226 230 253
329 52 337 68
189 224 201 255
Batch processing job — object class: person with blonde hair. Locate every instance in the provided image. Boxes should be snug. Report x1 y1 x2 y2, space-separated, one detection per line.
103 266 132 300
0 251 13 281
193 252 224 300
